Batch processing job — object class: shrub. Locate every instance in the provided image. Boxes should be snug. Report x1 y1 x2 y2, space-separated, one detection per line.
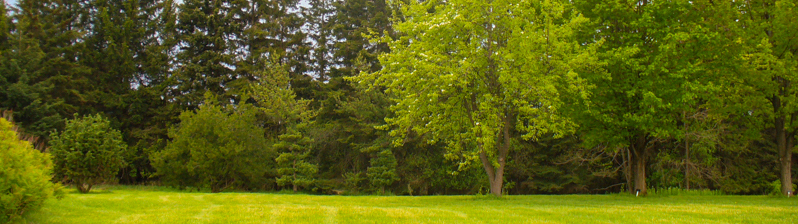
367 149 399 194
153 103 271 193
0 118 62 222
49 114 127 193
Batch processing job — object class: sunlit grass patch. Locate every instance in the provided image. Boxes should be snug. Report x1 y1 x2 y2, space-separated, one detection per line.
19 185 798 224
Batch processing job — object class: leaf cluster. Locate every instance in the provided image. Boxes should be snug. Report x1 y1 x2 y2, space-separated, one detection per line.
0 118 62 223
49 114 127 193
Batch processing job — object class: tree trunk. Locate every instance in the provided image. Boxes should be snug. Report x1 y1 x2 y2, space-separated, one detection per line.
684 111 690 190
478 116 511 197
774 86 794 196
782 136 793 196
625 147 633 193
293 158 298 193
77 183 87 193
776 115 793 195
633 150 647 196
631 135 648 196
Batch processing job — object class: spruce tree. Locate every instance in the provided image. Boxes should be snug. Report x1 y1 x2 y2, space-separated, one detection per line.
310 0 395 185
367 149 398 194
172 0 239 108
302 0 336 81
77 0 179 183
274 130 317 193
0 0 90 140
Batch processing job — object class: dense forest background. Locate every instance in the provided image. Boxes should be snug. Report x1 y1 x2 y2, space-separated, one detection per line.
1 0 796 196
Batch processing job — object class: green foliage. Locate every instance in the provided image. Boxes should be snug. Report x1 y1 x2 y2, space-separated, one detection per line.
647 188 725 197
274 130 317 192
249 59 317 193
359 0 598 196
49 114 127 193
153 101 271 193
734 0 798 196
343 171 366 194
1 0 88 140
769 179 798 196
367 149 399 194
3 0 798 197
79 0 178 184
0 118 61 223
506 135 621 194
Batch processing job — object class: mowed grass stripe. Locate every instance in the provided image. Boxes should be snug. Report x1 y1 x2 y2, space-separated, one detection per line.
19 187 797 224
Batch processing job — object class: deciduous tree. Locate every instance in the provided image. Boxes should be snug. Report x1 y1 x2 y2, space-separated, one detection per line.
360 0 598 196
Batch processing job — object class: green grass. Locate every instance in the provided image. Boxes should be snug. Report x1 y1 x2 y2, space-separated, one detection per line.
19 185 798 224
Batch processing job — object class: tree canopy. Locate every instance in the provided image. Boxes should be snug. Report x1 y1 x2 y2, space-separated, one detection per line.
1 0 797 197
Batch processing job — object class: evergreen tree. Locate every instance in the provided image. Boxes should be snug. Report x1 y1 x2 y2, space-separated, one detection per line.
310 0 395 186
80 0 178 183
274 129 317 193
172 0 239 108
367 149 398 194
0 0 91 139
153 99 271 192
302 0 336 81
330 0 392 77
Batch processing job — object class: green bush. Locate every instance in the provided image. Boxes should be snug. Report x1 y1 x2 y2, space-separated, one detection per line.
769 180 797 196
153 103 271 193
49 114 127 193
367 149 399 194
0 118 62 223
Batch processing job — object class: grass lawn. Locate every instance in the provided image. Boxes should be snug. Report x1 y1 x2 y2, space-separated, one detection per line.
19 186 797 224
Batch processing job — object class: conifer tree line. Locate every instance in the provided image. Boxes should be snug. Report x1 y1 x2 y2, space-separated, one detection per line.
1 0 796 196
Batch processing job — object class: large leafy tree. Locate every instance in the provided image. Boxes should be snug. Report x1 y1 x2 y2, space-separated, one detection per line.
573 0 743 195
737 0 798 196
360 0 597 196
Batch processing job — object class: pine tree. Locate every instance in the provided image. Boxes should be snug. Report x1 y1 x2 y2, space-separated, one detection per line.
172 0 239 108
367 149 398 194
302 0 336 81
78 0 178 184
0 0 91 140
309 0 395 184
274 130 317 193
